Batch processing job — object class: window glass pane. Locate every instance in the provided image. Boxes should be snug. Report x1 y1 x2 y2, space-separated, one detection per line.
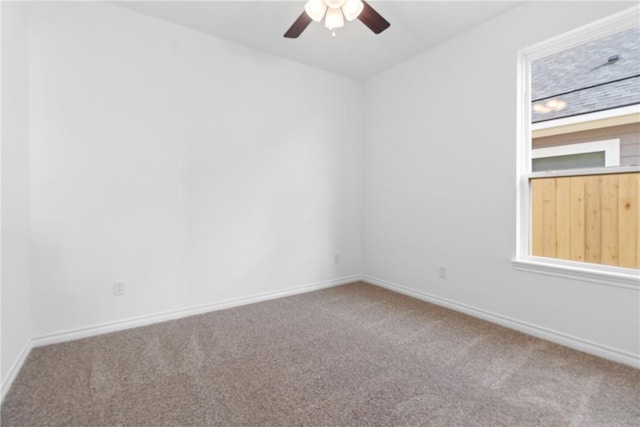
530 26 639 172
532 151 605 171
531 26 639 123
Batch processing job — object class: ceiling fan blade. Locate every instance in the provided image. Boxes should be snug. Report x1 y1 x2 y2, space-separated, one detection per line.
358 1 390 34
284 11 312 38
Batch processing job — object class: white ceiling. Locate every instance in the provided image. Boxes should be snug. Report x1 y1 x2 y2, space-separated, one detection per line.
115 1 522 81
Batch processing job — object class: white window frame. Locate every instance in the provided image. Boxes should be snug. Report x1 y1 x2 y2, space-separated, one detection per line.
513 6 640 290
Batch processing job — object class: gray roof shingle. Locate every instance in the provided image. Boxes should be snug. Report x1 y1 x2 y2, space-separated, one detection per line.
531 26 639 123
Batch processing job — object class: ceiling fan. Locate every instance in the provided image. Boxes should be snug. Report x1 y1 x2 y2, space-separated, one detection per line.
284 0 390 38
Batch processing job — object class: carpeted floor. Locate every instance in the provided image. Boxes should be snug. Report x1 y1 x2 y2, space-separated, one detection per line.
2 282 639 426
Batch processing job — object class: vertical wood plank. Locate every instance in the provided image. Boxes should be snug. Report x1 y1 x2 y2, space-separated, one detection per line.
556 177 571 260
531 172 638 268
617 173 639 269
585 175 601 264
569 176 585 263
541 178 557 258
600 174 619 267
531 179 544 257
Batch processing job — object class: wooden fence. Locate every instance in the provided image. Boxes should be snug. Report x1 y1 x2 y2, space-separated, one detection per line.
531 172 639 269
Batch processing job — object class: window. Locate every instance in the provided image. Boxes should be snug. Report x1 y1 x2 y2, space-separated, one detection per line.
514 7 640 288
532 139 620 171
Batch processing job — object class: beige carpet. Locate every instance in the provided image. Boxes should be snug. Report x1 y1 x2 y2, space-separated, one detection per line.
2 282 639 426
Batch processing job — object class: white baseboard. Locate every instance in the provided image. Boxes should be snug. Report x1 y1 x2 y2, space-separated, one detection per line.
1 339 33 402
31 275 361 348
363 275 640 369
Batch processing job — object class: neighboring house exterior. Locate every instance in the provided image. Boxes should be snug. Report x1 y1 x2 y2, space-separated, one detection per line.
531 25 640 170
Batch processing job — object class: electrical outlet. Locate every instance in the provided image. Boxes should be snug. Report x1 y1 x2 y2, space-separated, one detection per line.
439 266 447 279
334 254 340 264
113 281 125 296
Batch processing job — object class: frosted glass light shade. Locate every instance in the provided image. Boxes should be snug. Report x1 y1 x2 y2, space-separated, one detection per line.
326 0 346 8
324 7 344 28
533 99 567 114
304 0 327 22
341 0 364 21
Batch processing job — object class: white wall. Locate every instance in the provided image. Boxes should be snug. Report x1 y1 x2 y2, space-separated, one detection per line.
363 1 639 363
1 1 32 389
27 2 363 337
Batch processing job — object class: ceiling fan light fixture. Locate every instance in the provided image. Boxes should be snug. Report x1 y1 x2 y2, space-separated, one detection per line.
324 7 344 29
304 0 327 22
341 0 364 21
325 0 346 9
284 0 389 39
533 98 567 114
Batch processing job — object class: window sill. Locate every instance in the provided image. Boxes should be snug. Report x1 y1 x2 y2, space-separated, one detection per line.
512 257 639 290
